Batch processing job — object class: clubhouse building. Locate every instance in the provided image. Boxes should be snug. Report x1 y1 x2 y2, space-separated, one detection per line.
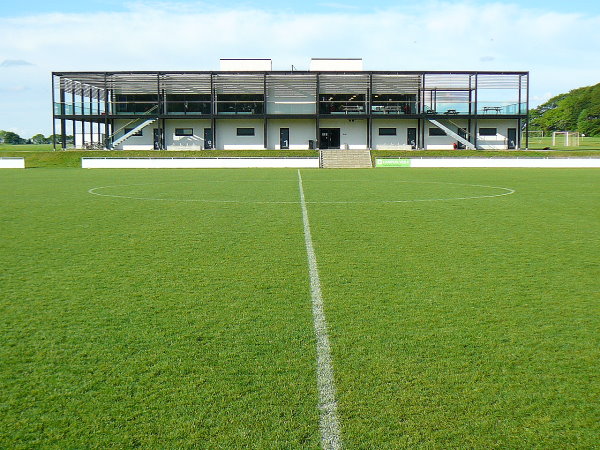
52 58 529 151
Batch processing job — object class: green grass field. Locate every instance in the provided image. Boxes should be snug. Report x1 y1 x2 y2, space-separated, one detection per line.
1 168 598 447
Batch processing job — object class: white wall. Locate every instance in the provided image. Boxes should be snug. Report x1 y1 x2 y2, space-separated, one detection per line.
318 118 367 149
82 157 319 168
371 119 418 149
267 119 315 150
216 119 265 150
476 119 519 150
409 158 600 168
164 119 210 150
0 157 25 168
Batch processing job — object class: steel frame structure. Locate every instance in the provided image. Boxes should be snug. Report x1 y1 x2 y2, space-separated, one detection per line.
52 70 529 150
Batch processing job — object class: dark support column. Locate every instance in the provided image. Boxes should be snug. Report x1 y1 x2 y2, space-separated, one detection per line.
368 73 372 149
525 73 530 149
474 73 478 150
60 81 66 150
104 74 109 149
264 74 268 149
420 73 425 149
72 89 76 150
316 73 320 148
51 74 56 151
162 118 166 150
211 117 216 150
89 87 94 145
97 88 101 146
264 118 268 149
518 75 522 149
156 73 162 149
210 73 216 149
80 85 85 148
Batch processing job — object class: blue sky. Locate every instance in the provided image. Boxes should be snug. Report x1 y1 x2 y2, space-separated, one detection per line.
2 0 596 16
1 0 599 136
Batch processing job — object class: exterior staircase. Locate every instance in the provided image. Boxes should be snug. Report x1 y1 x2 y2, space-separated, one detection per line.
110 118 157 148
427 119 476 149
320 149 372 168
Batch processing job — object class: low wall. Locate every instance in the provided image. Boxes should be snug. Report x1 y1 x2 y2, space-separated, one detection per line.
375 158 600 168
82 157 319 169
0 157 25 168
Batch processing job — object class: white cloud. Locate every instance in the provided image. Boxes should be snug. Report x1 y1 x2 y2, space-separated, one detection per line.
0 59 34 67
0 1 599 135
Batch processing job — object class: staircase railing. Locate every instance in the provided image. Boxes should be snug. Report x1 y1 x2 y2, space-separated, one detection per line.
105 105 159 148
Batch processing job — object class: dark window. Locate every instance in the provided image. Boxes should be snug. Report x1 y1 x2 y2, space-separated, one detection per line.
124 128 143 137
237 128 255 136
429 128 446 136
175 128 193 136
479 128 497 136
378 128 397 136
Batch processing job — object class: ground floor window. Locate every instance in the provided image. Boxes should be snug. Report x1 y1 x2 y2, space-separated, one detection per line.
479 128 497 136
378 128 397 136
237 128 255 136
175 128 193 136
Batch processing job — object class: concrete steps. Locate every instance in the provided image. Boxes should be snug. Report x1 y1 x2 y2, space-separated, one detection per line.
320 149 372 168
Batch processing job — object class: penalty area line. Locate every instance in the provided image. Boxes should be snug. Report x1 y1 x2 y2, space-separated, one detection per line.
297 169 342 450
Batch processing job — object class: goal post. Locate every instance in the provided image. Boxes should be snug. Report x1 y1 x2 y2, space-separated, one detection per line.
552 131 580 147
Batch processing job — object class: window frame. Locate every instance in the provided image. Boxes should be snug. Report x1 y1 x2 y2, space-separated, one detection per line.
236 127 255 136
174 128 194 136
479 128 498 136
378 128 397 136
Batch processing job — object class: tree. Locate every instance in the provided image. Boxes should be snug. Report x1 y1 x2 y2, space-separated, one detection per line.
31 134 48 144
530 83 600 136
3 131 25 145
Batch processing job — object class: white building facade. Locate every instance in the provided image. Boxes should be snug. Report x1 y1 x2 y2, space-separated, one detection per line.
53 59 529 151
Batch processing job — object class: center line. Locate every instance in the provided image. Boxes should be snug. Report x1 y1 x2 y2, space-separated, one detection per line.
297 169 342 450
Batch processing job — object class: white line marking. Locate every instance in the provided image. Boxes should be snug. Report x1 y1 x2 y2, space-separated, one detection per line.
297 169 342 450
88 180 515 205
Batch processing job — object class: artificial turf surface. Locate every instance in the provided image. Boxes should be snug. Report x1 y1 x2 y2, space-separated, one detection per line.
1 167 598 447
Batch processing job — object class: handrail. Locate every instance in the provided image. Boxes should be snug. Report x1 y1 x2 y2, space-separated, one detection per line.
107 105 159 140
444 118 471 139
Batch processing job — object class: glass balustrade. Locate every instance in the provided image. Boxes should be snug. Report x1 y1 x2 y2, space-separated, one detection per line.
216 101 264 115
165 101 211 115
267 101 316 114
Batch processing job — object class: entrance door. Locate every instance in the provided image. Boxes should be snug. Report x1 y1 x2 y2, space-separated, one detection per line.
319 128 341 149
204 128 213 149
407 128 417 148
153 128 161 150
507 128 517 149
280 128 289 149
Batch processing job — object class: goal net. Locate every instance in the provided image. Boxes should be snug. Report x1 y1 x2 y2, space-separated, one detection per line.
552 131 580 147
523 130 544 144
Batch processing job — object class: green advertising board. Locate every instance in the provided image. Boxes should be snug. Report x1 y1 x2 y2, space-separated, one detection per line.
375 158 411 167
